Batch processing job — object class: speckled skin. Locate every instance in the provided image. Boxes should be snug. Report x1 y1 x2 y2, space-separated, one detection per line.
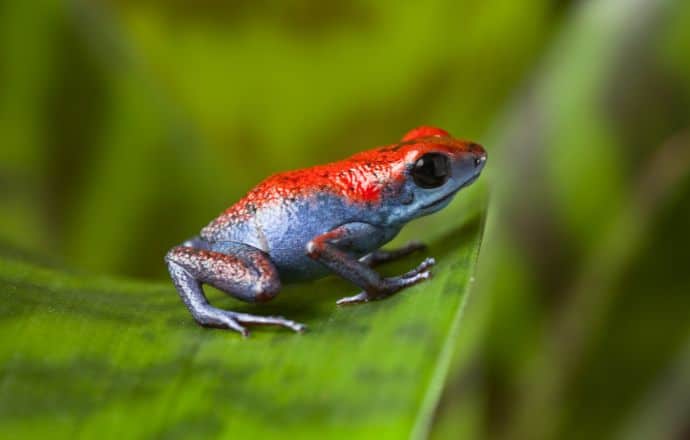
166 126 486 336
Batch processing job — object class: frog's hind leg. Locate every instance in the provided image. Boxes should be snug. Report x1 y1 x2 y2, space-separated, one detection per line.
165 241 305 337
359 241 428 267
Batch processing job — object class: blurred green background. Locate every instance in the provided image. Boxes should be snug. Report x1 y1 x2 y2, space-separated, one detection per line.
1 0 689 438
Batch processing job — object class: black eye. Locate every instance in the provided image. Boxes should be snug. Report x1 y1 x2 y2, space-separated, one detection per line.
412 153 451 188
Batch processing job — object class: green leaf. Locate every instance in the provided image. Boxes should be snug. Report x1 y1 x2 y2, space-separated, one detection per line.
0 214 484 439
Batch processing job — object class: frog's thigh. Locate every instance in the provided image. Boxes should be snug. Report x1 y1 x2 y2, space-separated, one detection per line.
166 242 280 303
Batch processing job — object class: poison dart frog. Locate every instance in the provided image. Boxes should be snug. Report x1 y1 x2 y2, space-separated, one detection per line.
166 126 486 336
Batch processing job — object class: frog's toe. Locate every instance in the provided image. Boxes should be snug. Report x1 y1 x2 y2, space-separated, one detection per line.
402 269 432 285
386 267 432 291
234 313 307 333
194 309 250 336
401 257 436 278
336 291 370 306
281 319 307 333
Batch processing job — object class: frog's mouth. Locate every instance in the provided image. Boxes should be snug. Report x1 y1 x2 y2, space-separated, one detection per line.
421 173 480 209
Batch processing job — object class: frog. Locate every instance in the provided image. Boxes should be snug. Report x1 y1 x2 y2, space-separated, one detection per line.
165 126 486 337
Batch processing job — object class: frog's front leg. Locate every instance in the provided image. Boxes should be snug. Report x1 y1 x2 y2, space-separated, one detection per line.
165 241 305 337
306 223 435 305
359 241 427 267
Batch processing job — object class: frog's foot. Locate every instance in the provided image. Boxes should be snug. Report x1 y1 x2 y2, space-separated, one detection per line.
234 312 306 335
400 257 435 278
359 241 427 267
336 257 435 306
193 307 306 337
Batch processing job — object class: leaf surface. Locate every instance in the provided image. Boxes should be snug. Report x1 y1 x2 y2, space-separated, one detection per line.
0 215 483 439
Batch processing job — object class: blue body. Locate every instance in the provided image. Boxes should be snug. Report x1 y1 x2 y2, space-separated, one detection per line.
199 193 402 282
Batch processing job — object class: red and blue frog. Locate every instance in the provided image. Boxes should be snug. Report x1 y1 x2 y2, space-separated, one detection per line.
166 126 486 336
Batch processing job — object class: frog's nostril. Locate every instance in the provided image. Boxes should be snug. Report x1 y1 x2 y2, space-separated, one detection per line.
474 154 487 168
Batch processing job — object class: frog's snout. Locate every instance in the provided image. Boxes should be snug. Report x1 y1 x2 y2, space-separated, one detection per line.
474 151 487 171
469 143 487 173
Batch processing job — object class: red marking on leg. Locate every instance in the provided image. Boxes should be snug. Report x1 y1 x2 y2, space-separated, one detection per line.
306 227 346 259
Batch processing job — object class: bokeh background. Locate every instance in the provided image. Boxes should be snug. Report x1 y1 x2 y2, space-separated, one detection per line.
1 0 689 438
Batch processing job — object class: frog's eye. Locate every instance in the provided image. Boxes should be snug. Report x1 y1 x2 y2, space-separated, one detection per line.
412 153 451 188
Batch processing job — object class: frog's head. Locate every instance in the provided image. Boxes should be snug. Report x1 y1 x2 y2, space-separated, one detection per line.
379 126 487 223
